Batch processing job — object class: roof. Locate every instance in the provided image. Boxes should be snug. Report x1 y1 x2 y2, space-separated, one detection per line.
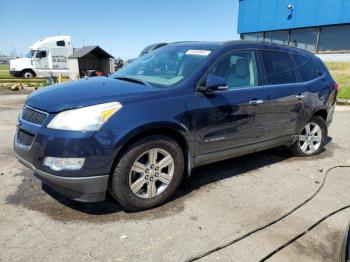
30 35 72 49
168 40 313 56
69 46 114 59
141 43 168 53
166 41 223 50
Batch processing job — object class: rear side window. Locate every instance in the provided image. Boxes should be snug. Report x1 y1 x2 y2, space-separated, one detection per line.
292 54 323 82
56 40 65 47
260 50 296 85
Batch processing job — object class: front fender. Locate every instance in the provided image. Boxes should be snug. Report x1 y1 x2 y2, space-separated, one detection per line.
109 121 195 176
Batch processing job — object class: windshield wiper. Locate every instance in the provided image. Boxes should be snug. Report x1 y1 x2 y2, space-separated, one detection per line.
114 76 151 86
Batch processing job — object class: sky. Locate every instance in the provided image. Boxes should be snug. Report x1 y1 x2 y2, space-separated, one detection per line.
0 0 239 60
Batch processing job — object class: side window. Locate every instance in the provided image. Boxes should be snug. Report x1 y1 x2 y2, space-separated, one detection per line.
56 40 65 47
260 50 296 85
208 50 258 89
36 50 46 58
292 54 323 82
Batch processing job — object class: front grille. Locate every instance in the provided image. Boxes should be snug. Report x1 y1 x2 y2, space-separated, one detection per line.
21 106 47 125
16 129 35 147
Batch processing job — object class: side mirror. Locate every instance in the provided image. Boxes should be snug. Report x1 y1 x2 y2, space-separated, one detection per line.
198 75 228 93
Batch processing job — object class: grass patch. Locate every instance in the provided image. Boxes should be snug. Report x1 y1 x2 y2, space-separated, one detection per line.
338 86 350 100
0 70 12 79
325 62 349 71
0 64 8 70
325 62 350 99
0 65 13 78
0 78 47 83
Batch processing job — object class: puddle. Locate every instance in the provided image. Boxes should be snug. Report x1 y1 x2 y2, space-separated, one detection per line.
282 140 341 163
5 142 336 223
5 169 186 223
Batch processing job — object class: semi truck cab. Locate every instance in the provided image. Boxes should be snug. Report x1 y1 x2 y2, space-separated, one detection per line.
9 35 73 78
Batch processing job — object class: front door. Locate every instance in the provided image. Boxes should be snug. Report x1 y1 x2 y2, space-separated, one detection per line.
186 50 266 164
34 49 49 69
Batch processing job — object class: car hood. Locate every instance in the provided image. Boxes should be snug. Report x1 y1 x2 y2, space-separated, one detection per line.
26 77 161 113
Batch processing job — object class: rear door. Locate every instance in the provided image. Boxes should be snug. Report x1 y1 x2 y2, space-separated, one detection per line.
188 50 266 163
258 49 304 141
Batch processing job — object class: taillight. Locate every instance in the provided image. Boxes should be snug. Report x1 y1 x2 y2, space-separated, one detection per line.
333 83 340 91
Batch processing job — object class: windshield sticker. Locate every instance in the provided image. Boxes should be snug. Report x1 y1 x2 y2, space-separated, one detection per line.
185 50 211 56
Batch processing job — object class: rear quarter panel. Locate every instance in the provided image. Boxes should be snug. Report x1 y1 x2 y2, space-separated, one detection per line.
300 73 336 127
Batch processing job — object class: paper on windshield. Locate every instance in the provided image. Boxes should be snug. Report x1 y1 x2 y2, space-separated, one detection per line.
185 50 211 56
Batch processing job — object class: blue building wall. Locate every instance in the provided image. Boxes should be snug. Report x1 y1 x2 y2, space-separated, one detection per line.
238 0 350 33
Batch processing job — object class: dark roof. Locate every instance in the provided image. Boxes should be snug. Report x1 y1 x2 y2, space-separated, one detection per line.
223 40 314 55
69 46 114 59
141 43 168 54
168 40 313 56
166 41 223 50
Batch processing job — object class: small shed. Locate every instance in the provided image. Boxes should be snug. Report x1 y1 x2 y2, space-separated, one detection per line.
68 46 115 79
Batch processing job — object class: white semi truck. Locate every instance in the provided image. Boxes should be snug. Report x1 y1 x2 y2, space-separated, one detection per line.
9 35 73 78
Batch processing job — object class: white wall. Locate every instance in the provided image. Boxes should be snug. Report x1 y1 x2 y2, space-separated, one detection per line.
67 58 79 79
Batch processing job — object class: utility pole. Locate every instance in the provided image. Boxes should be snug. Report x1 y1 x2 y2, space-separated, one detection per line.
10 45 16 58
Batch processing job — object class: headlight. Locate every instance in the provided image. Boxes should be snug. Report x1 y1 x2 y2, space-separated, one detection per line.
47 102 122 131
43 157 85 171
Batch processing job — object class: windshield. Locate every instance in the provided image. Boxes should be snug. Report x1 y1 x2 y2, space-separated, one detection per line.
112 45 214 88
25 50 36 58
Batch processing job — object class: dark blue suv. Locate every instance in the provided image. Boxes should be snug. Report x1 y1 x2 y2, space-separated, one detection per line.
14 41 338 211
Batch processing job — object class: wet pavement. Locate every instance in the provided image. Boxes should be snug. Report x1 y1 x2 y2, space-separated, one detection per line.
0 94 349 261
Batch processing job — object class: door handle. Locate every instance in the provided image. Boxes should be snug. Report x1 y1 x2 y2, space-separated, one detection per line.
249 99 264 105
296 94 305 99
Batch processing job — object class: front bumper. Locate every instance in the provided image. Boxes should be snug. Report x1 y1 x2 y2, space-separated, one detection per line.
9 70 22 77
14 152 109 202
13 112 123 202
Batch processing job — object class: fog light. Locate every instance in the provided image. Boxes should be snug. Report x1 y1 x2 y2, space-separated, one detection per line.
43 157 85 171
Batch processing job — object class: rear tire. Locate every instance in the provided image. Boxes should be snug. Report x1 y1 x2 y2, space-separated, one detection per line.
290 115 327 156
109 135 184 212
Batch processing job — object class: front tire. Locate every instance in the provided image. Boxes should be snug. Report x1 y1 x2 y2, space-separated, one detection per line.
21 70 35 78
290 115 328 156
109 135 184 212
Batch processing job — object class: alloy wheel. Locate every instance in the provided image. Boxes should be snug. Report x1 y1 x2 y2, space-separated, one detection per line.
129 148 174 198
299 123 322 154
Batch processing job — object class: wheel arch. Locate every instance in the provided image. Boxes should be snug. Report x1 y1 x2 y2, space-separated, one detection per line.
292 107 329 146
21 69 36 77
110 123 193 179
312 108 328 121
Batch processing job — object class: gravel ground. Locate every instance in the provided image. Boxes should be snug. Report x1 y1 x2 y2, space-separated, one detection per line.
0 87 32 96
